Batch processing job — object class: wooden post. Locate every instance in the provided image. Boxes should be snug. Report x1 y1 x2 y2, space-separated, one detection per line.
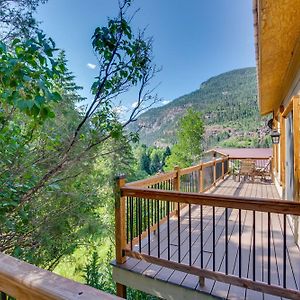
199 165 203 193
213 160 217 186
199 276 205 287
114 175 126 264
116 283 127 299
221 159 225 179
280 107 286 187
114 175 127 298
293 96 300 243
174 166 180 215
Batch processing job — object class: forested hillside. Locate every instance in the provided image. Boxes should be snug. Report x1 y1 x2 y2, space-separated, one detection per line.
131 67 271 148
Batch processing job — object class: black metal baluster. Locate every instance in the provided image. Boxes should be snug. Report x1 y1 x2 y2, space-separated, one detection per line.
213 206 215 271
147 199 151 255
138 198 142 252
136 197 139 238
225 207 228 275
189 204 192 266
151 199 153 226
200 204 203 268
178 202 181 263
268 212 271 284
239 209 242 278
167 201 170 260
253 211 256 281
143 198 146 232
130 197 133 250
126 197 129 243
157 199 160 258
283 214 287 288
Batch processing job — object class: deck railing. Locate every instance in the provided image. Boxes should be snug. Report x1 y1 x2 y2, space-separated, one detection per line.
0 253 119 299
115 156 300 299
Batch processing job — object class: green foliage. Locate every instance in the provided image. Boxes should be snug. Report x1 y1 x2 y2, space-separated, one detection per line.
83 249 158 299
83 250 115 294
0 0 47 42
166 109 204 168
0 34 63 122
0 0 158 282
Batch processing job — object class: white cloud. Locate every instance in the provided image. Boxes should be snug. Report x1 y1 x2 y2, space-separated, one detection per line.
162 100 170 105
87 63 96 70
131 101 139 108
113 105 128 116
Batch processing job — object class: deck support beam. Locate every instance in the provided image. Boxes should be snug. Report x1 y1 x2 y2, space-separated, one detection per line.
116 282 127 298
199 276 205 287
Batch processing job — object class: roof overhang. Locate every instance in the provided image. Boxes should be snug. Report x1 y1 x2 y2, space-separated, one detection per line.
253 0 300 115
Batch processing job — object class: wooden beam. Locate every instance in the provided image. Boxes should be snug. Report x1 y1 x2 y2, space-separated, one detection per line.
116 283 126 298
280 111 286 187
121 187 300 216
282 97 294 118
293 96 300 202
124 250 300 300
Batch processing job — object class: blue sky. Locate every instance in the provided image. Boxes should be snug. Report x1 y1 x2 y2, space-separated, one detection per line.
36 0 255 111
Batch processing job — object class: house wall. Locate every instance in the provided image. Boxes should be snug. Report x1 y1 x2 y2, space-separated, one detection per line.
275 68 300 243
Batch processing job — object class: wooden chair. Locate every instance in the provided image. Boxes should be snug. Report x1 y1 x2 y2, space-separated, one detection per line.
253 159 271 181
238 159 256 181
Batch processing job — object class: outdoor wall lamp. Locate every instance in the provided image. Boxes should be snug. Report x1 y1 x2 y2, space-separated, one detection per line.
267 118 280 144
270 129 280 144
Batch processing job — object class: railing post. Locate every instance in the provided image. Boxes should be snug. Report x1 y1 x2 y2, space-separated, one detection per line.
114 175 127 298
222 159 225 179
174 166 180 215
114 175 127 265
199 165 203 193
213 160 217 185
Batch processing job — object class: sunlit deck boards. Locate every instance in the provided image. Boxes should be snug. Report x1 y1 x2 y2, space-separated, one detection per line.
112 176 300 300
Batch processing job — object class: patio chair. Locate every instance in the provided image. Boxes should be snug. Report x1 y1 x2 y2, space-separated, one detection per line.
253 159 272 181
238 159 256 181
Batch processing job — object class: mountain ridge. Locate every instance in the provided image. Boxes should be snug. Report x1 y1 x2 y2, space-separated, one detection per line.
131 67 270 148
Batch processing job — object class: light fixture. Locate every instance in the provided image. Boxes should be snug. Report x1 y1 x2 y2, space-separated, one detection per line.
270 129 280 144
267 118 280 144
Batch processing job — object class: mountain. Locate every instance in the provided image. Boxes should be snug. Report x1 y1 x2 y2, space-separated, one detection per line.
130 67 271 148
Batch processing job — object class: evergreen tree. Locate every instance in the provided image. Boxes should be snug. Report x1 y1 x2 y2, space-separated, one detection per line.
140 152 151 174
150 153 161 174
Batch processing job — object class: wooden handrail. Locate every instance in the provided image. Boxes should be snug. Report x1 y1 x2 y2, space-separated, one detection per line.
178 164 201 176
125 171 177 188
121 187 300 216
125 157 229 189
228 157 271 160
0 253 119 300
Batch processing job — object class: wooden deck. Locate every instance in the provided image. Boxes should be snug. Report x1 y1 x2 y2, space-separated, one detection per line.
112 176 300 300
